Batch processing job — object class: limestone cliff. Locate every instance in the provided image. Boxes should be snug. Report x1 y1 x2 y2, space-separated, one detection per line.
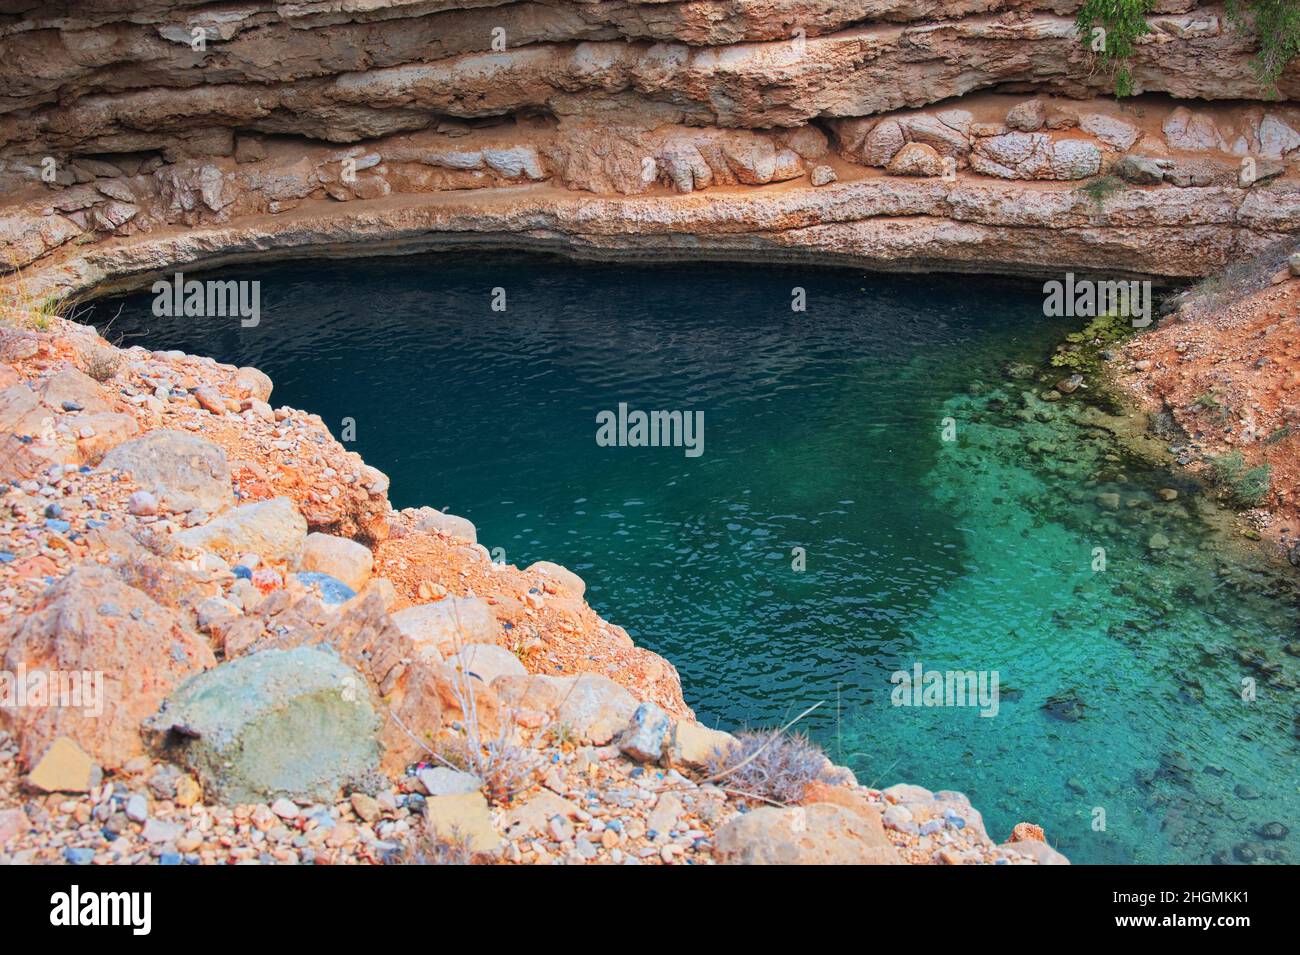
1 1 1299 287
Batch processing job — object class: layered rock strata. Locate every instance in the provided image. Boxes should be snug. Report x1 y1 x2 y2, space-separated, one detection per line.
1 2 1298 283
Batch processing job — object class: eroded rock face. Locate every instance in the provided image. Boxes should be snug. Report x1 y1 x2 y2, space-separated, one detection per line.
0 0 1293 285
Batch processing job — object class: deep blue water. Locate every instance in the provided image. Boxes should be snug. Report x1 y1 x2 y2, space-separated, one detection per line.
90 253 1300 864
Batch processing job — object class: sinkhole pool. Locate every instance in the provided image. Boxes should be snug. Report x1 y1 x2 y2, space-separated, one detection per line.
90 253 1300 865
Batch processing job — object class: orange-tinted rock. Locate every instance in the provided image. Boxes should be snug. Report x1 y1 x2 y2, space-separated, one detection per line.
0 564 216 771
1009 821 1047 843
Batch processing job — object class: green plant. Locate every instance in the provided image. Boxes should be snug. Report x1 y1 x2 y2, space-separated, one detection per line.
1078 175 1126 208
1076 0 1155 97
1050 311 1131 372
1265 425 1293 445
1209 451 1272 507
1226 1 1300 94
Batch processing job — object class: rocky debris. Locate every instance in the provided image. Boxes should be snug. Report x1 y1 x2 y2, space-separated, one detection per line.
144 646 381 805
495 673 640 747
409 507 477 543
1117 267 1300 557
300 532 373 592
0 278 1065 868
175 496 307 562
0 563 216 770
99 430 231 514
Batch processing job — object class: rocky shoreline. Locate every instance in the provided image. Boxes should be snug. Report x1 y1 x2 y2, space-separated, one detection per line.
0 309 1067 865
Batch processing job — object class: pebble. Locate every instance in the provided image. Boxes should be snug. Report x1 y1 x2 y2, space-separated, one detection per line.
125 794 149 823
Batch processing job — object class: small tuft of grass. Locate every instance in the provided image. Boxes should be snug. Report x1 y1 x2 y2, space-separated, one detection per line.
1078 175 1126 208
1209 451 1272 507
386 829 474 866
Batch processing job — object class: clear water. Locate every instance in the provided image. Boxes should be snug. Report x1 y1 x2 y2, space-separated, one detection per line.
91 253 1300 865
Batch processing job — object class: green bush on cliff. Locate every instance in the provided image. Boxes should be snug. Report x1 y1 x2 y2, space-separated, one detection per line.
1079 0 1300 98
1226 1 1300 93
1075 0 1155 98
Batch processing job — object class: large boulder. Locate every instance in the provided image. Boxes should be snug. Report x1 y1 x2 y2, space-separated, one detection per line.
1162 107 1228 152
971 132 1101 180
1114 154 1166 185
299 532 373 592
830 112 972 168
411 507 477 543
886 142 945 177
389 596 497 660
36 366 117 415
227 591 498 775
99 430 231 513
1006 98 1047 132
143 646 381 804
525 560 586 598
668 720 736 769
0 564 216 770
424 791 501 853
715 802 901 865
493 673 636 745
174 496 306 562
445 643 526 685
1079 113 1139 150
618 701 671 762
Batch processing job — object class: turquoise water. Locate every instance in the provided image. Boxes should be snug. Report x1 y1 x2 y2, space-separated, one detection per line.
92 254 1299 864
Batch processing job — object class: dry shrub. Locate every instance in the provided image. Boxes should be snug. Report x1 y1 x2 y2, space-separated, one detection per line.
706 729 846 805
84 349 121 383
1181 236 1300 320
387 829 474 866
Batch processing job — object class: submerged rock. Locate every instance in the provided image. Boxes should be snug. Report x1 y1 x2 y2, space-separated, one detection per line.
1041 689 1086 722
